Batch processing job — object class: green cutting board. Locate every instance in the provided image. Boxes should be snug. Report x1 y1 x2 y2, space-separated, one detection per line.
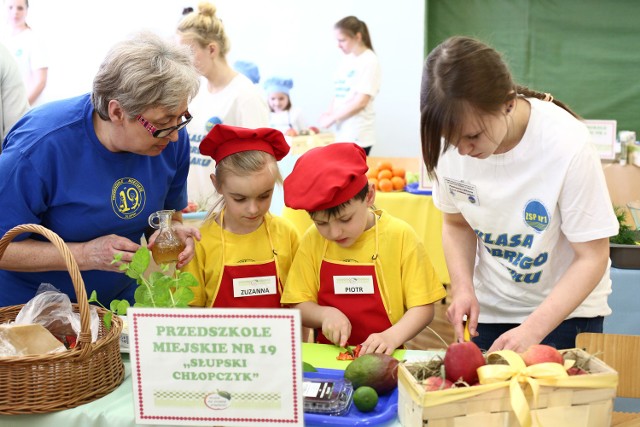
301 343 406 370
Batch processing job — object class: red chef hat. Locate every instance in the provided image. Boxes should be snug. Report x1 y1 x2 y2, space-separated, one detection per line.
199 124 290 163
284 143 368 212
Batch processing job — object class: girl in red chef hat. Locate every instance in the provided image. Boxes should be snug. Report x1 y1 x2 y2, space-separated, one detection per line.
182 125 300 309
281 143 446 355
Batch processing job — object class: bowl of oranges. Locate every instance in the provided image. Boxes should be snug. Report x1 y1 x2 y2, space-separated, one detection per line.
366 160 407 192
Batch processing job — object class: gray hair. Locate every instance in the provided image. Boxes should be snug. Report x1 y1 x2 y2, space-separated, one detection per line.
92 31 200 120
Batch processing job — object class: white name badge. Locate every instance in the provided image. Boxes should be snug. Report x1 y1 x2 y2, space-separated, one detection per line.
443 177 480 206
333 276 374 294
233 276 277 298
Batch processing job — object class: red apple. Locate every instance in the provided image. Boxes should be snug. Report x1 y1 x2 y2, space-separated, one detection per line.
308 126 320 134
181 201 198 213
443 342 486 384
285 128 298 137
423 376 453 391
521 344 563 366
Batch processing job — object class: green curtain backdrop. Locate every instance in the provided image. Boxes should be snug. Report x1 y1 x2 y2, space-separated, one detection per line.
425 0 640 133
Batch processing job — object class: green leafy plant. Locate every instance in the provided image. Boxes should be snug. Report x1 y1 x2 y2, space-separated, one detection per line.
88 246 197 329
610 205 638 245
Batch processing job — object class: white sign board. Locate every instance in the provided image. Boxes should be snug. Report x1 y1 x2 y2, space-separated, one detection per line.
129 308 303 426
419 159 433 192
584 119 617 160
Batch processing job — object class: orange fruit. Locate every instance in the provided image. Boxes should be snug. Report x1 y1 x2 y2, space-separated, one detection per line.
368 178 379 190
391 176 405 190
377 160 393 171
392 167 405 178
378 178 393 192
377 169 393 180
366 167 379 179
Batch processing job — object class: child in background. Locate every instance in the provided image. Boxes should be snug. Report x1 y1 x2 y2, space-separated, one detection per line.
281 143 446 355
264 77 306 135
183 124 300 308
234 60 260 84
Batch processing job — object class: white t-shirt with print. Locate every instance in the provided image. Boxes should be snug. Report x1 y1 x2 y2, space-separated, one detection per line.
186 74 269 209
433 98 618 323
332 49 381 148
269 108 306 134
2 28 49 106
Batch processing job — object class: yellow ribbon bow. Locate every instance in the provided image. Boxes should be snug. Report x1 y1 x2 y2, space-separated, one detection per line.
477 350 570 427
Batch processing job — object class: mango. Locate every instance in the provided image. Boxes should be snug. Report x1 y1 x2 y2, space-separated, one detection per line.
343 353 399 394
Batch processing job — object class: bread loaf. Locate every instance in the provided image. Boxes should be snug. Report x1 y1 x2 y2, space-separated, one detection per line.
0 324 67 356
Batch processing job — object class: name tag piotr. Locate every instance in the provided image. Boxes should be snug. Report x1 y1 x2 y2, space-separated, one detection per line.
333 276 374 294
233 276 277 297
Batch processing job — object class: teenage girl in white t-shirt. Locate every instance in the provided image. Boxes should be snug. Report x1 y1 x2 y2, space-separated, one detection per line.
420 36 618 353
319 16 381 155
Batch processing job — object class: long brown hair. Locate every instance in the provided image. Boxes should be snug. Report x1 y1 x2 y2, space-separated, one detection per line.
419 36 579 177
335 16 374 51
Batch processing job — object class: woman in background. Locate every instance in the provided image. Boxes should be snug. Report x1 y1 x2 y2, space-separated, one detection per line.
177 2 269 211
319 16 381 155
0 41 29 144
3 0 48 106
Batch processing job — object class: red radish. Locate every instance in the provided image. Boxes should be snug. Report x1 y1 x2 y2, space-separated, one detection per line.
423 376 453 391
567 367 587 376
443 342 486 384
521 344 563 366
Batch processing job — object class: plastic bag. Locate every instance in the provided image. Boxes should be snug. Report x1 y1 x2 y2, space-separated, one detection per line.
0 338 17 357
14 283 99 344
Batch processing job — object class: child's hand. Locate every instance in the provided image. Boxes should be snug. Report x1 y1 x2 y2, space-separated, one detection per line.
359 331 397 355
320 307 351 347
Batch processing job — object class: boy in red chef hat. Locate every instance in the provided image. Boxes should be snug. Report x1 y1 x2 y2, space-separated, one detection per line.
281 143 446 355
182 125 300 308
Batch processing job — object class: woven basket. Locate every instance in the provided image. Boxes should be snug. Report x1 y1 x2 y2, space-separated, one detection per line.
0 224 124 414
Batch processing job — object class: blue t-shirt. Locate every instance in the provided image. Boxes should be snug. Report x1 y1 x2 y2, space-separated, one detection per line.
0 94 189 306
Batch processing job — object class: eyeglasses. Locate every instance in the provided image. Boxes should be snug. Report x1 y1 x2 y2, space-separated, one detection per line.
136 111 192 138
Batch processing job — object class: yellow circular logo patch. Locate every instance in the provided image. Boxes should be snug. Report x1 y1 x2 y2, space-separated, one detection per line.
111 177 146 219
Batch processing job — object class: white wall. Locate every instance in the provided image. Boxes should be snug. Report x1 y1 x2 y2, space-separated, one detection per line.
17 0 425 158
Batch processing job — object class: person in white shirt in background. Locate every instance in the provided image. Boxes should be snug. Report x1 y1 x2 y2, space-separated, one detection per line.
0 41 28 147
3 0 48 107
319 15 381 156
176 2 269 212
264 77 306 136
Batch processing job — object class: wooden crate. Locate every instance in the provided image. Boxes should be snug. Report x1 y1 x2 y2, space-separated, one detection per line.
397 349 618 427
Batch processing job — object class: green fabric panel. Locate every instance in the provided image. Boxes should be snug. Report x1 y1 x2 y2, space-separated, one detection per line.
425 0 530 79
426 0 640 132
